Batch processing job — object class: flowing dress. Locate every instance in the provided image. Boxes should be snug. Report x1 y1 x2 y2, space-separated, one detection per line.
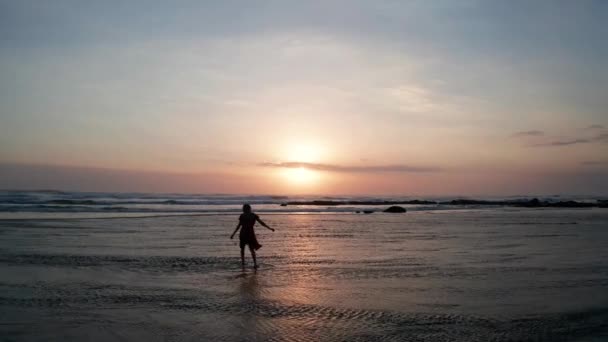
239 213 262 250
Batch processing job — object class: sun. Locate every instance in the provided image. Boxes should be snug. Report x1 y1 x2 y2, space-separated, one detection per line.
281 167 319 184
276 142 327 185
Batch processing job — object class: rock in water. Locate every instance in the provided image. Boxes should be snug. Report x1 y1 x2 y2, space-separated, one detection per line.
383 206 406 213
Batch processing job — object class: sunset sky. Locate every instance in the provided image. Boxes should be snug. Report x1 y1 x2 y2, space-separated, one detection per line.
1 1 607 195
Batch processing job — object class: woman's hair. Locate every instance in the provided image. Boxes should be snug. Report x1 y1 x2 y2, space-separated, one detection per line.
242 204 252 213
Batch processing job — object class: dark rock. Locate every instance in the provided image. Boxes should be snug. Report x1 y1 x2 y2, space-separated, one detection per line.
286 200 437 206
280 203 287 207
383 206 406 213
515 198 542 207
363 210 374 214
549 201 594 208
305 200 340 206
442 199 494 205
407 200 437 205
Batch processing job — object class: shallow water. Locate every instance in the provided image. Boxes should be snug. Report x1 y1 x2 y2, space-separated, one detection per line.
1 208 607 341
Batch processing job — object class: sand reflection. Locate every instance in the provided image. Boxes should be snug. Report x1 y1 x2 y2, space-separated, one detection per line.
237 270 261 302
233 270 267 338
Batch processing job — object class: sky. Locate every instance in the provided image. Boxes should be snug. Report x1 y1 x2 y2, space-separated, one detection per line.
1 0 607 195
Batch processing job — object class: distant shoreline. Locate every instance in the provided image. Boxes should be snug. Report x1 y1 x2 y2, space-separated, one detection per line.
283 198 608 208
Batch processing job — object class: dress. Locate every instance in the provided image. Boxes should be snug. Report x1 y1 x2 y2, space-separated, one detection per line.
239 213 262 250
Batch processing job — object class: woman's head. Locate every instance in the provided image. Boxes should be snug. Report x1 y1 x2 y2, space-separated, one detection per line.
242 204 252 213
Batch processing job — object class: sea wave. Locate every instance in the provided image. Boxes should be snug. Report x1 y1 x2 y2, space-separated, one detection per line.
1 190 606 214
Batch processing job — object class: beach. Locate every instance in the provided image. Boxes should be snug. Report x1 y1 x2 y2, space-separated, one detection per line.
4 1 608 340
1 193 608 341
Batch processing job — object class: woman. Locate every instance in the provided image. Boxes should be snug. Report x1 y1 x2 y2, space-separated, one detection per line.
230 204 275 269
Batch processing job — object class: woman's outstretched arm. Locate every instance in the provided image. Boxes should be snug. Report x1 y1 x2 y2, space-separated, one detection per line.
230 223 242 239
256 217 275 232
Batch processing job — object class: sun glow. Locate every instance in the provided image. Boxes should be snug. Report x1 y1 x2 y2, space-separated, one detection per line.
280 142 326 163
274 142 328 185
281 167 319 184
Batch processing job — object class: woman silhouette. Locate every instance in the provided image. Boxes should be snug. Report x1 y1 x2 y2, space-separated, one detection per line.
230 204 275 269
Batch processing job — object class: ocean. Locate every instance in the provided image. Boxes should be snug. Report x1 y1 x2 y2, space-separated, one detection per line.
1 191 607 341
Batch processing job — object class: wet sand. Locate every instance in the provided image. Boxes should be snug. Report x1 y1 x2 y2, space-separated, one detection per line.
1 209 608 341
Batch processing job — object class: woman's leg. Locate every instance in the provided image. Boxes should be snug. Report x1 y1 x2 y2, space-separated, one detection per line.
240 247 245 267
249 245 257 268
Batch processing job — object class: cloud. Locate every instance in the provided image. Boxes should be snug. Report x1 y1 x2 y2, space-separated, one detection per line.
0 163 265 193
586 124 605 130
581 160 608 166
535 138 590 146
511 130 544 137
258 162 441 173
532 133 608 147
595 133 608 141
